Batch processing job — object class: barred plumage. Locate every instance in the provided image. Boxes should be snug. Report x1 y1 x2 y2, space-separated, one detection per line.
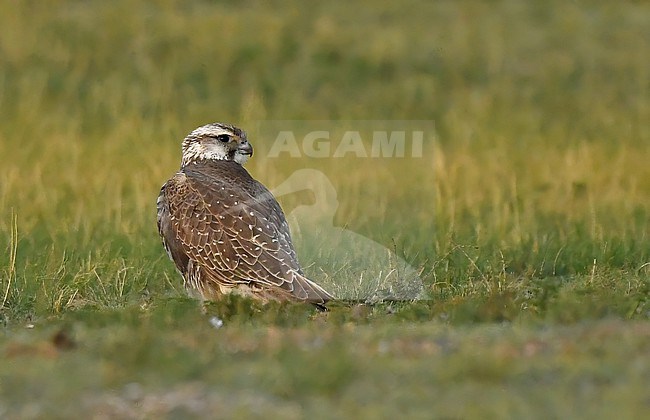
157 123 333 307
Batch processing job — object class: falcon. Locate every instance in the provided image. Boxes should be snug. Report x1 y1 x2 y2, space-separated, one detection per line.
157 122 333 308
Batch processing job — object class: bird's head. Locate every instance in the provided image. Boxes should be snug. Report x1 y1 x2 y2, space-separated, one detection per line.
180 123 253 168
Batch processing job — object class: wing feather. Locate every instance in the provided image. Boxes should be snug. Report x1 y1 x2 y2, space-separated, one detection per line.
159 164 332 304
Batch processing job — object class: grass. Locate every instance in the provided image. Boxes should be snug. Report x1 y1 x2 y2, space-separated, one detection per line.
0 0 649 417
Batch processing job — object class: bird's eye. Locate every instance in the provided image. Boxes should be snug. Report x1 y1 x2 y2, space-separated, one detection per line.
215 134 230 143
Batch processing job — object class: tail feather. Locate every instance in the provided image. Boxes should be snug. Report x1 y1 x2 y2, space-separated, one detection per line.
290 271 334 306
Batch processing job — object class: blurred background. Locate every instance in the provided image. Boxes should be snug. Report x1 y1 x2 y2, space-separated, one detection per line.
0 1 649 416
0 0 648 314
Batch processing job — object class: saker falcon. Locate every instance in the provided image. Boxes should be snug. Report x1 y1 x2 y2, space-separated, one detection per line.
157 122 333 308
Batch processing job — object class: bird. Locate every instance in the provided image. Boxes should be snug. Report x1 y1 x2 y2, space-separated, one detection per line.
156 122 333 309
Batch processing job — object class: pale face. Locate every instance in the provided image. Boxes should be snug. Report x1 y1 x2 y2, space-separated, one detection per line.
180 123 253 167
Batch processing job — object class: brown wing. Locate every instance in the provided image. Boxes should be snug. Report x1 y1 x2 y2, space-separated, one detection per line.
158 164 332 304
157 177 190 279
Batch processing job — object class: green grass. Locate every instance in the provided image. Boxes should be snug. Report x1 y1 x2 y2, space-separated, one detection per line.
1 0 649 417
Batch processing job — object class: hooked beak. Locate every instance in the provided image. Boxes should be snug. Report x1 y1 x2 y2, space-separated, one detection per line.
238 141 253 157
